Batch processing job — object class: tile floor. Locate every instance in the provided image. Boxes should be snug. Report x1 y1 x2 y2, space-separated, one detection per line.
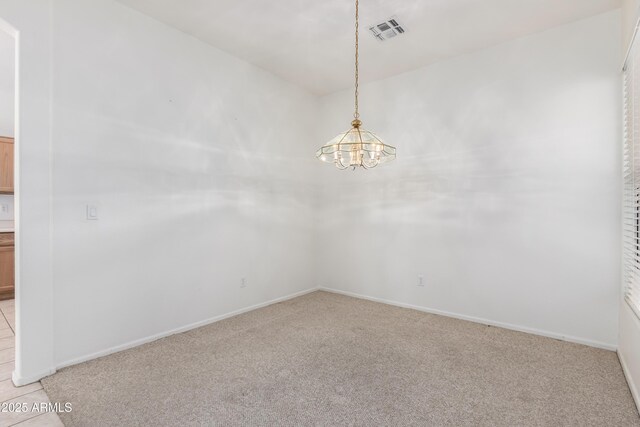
0 300 63 427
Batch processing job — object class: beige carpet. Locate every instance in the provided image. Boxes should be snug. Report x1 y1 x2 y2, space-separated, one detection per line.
42 291 639 426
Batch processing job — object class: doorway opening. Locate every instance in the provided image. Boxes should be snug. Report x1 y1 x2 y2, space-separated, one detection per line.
0 24 16 379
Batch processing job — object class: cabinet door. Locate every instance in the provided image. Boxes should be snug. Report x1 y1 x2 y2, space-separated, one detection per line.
0 246 13 300
0 137 13 194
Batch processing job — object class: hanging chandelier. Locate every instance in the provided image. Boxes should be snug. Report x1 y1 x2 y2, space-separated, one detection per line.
316 0 396 170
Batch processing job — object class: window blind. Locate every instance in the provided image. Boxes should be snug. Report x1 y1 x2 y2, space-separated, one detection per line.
624 38 640 319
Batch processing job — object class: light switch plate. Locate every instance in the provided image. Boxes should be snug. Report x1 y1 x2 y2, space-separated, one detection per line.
86 204 98 220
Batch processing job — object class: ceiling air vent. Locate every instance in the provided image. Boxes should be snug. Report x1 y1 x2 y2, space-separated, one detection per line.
369 17 405 41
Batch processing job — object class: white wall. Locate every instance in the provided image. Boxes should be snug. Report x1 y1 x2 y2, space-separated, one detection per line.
0 0 627 384
48 0 318 367
620 0 640 410
0 0 55 385
316 11 622 349
0 0 319 383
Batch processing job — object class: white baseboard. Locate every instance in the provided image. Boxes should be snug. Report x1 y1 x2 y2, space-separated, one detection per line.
12 367 56 387
319 287 617 351
618 349 640 413
56 287 319 370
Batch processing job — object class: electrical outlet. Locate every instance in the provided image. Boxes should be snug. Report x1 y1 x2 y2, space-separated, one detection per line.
241 277 247 288
86 204 98 220
417 275 424 287
0 196 13 221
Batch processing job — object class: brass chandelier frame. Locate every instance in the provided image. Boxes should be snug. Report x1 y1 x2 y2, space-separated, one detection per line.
315 0 396 170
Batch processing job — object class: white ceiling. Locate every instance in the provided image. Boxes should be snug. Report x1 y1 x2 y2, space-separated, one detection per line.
117 0 621 95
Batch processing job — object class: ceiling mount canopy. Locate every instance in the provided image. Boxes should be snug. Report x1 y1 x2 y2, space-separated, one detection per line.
315 0 396 170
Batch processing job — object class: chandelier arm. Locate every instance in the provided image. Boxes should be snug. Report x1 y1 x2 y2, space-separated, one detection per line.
336 156 350 170
361 153 378 169
361 156 372 169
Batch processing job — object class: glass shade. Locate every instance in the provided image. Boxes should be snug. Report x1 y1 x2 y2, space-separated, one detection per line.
316 122 396 169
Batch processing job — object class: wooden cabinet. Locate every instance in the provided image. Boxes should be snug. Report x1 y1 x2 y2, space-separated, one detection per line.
0 136 13 194
0 233 13 301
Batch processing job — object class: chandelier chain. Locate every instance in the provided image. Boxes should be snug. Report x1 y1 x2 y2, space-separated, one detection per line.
354 0 359 119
